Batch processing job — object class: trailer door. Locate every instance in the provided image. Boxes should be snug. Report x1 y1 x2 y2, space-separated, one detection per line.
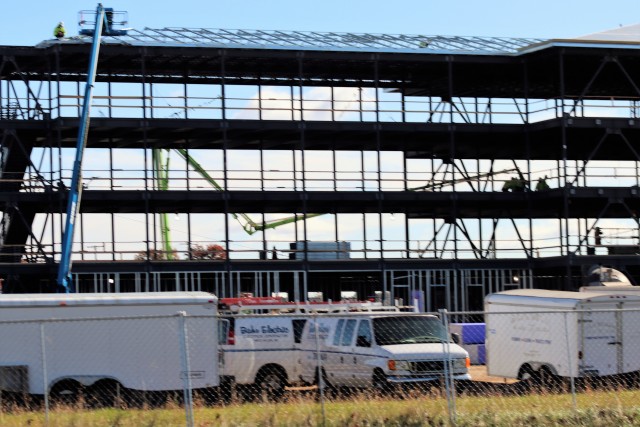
580 304 620 377
620 302 640 374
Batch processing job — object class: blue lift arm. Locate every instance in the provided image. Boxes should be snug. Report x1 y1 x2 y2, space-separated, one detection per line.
56 4 107 293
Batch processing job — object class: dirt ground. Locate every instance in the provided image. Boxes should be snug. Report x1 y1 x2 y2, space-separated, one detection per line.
469 365 518 384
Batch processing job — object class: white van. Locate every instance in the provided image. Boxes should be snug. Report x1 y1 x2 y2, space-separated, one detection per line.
298 313 471 391
220 314 307 398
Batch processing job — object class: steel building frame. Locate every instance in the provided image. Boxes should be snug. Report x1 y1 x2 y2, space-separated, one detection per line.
1 28 640 309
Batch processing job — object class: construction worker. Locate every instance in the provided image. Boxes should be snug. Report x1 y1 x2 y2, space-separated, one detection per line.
513 177 527 192
502 177 516 192
54 22 66 39
594 227 603 245
503 176 528 192
502 176 520 191
535 175 550 191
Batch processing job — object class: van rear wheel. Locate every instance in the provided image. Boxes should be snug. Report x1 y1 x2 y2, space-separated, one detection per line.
256 366 286 400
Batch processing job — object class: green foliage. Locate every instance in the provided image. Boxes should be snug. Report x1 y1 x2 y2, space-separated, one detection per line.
134 248 179 261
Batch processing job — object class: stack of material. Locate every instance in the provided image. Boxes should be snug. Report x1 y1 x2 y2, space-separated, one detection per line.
450 323 485 365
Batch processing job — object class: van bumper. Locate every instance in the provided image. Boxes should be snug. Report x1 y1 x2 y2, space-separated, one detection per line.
387 373 471 383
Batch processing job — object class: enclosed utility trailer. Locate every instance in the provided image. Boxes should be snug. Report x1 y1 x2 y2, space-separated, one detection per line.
0 292 220 400
485 289 640 379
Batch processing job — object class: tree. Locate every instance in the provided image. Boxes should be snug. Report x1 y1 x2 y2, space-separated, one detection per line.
188 244 227 260
134 249 179 261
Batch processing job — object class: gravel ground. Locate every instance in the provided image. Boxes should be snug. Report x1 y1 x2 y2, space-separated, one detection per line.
469 365 518 384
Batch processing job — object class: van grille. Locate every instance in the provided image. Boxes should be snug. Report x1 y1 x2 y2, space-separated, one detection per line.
411 361 445 373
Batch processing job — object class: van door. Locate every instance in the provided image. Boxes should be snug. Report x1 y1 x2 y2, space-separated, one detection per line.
580 304 620 376
334 318 357 386
312 317 345 385
352 319 374 387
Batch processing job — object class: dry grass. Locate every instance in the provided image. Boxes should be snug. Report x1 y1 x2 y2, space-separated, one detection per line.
1 387 640 426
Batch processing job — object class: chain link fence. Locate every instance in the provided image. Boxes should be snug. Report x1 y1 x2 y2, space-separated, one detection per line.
2 307 640 425
215 307 640 424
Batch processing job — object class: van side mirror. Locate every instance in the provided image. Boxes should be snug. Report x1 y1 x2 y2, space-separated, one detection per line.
451 333 461 345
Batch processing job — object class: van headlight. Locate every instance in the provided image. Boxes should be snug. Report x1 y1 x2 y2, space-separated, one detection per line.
388 360 411 371
454 357 470 371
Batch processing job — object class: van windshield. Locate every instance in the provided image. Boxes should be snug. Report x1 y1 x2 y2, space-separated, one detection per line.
373 316 448 345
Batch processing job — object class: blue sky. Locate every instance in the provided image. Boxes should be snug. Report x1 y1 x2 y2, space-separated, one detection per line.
4 0 640 46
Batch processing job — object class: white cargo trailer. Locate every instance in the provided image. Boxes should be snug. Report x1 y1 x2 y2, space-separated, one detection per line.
0 292 220 400
485 289 640 380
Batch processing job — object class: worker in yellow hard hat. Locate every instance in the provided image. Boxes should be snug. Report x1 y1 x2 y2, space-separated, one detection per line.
54 22 66 39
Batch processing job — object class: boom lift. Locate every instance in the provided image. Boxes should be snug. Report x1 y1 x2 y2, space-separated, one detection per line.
153 149 176 259
57 4 127 293
173 148 324 235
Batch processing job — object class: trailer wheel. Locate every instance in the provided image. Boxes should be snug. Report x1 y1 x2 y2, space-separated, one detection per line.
538 366 560 391
50 380 85 407
88 379 124 408
516 365 538 393
256 366 287 400
517 365 536 381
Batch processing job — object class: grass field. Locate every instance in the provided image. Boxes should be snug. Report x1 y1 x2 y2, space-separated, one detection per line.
2 388 640 426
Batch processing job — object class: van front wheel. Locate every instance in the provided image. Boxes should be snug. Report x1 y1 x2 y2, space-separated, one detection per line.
372 370 394 396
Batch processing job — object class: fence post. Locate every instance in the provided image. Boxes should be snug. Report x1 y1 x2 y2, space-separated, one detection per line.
313 313 326 427
563 312 577 410
40 322 49 426
177 311 194 427
439 309 456 425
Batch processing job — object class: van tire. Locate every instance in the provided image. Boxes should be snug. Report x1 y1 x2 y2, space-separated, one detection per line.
372 369 394 395
256 366 286 400
315 368 335 397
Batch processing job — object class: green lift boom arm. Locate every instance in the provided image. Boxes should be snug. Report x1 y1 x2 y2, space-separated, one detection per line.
173 148 324 235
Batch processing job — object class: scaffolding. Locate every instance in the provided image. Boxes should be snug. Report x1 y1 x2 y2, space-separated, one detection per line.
2 26 640 309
